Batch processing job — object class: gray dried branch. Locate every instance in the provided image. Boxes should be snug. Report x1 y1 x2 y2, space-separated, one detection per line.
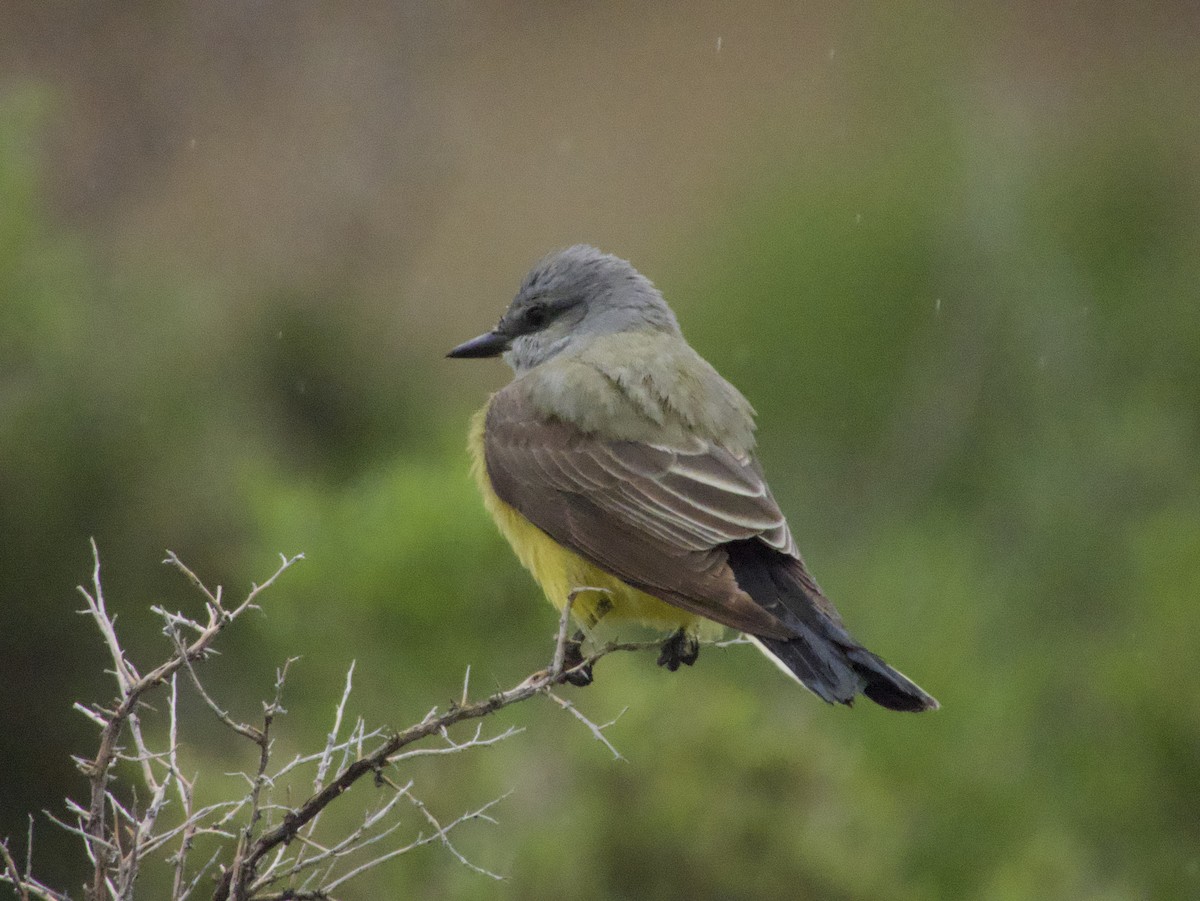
215 592 672 900
70 540 303 901
1 543 746 901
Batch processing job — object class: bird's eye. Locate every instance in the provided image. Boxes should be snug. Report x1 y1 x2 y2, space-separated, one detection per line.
523 303 549 330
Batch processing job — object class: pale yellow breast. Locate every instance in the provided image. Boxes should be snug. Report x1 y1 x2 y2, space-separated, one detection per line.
468 404 709 635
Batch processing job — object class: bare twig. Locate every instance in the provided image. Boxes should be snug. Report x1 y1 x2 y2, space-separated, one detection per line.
315 662 356 792
544 690 627 761
0 834 68 901
395 779 506 881
0 840 30 901
73 542 302 901
22 543 747 901
321 793 509 892
211 601 673 900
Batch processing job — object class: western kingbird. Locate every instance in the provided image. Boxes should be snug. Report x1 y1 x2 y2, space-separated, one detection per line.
448 245 937 712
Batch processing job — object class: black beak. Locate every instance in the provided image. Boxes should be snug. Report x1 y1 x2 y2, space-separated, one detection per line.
446 330 511 359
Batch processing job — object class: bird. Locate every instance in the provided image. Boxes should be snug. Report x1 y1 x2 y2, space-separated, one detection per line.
447 245 937 712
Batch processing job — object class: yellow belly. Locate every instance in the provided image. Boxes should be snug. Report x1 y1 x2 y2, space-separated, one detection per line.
469 405 710 636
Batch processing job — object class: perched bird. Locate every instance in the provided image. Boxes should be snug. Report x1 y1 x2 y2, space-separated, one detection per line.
448 245 937 712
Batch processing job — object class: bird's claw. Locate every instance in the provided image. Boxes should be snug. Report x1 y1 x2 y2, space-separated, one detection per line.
657 628 699 672
562 629 594 686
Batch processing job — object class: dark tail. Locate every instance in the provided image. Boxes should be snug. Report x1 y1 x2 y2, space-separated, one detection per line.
725 540 938 713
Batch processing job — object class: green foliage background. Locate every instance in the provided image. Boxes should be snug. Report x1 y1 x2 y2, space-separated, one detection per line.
2 4 1198 898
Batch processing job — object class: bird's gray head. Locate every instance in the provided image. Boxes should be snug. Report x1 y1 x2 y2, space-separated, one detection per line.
447 245 681 373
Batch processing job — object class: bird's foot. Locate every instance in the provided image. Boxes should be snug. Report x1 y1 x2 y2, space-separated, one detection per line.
562 629 594 687
657 628 700 672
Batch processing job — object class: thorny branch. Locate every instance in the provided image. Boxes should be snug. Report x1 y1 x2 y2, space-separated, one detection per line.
71 541 302 901
0 549 747 901
212 589 650 901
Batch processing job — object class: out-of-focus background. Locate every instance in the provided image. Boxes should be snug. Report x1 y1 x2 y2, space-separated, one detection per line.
3 2 1198 898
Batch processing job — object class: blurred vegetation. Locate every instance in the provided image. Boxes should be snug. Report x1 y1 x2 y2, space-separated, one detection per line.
2 5 1199 899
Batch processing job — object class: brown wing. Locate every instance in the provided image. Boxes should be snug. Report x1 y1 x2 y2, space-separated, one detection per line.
483 388 796 639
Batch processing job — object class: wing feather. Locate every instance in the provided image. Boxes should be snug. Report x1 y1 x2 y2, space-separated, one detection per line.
483 388 798 638
666 454 768 496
